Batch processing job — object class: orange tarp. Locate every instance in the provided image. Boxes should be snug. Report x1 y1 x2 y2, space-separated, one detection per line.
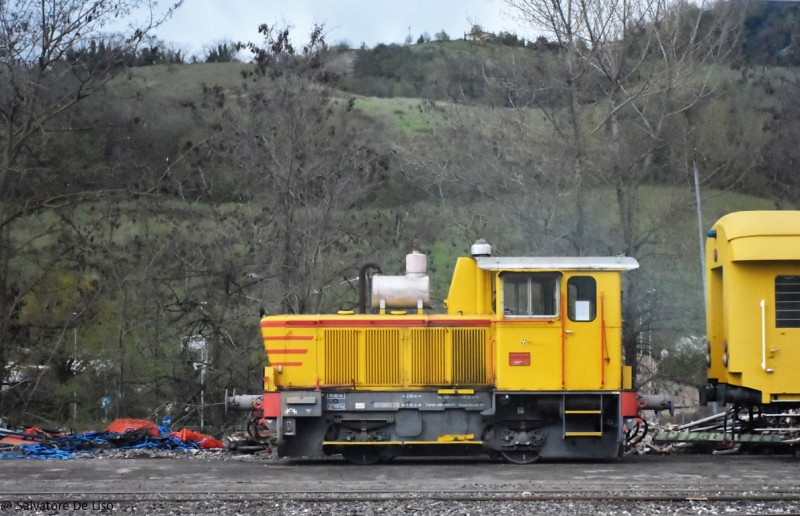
105 418 223 449
168 428 224 449
0 435 34 446
105 418 160 436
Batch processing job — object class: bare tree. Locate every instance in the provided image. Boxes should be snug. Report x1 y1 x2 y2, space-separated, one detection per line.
499 0 744 385
396 100 589 256
0 0 180 416
194 25 389 316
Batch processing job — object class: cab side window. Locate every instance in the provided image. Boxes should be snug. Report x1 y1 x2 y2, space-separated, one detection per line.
501 273 559 317
568 276 596 322
776 275 800 328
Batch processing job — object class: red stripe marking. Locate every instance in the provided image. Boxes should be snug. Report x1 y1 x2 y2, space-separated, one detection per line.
428 319 490 327
269 362 303 367
261 319 491 328
494 319 557 324
263 335 313 340
265 349 308 354
262 319 424 327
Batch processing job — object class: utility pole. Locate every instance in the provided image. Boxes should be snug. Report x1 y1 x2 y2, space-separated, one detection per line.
200 344 207 431
188 335 207 430
73 314 78 423
694 157 707 310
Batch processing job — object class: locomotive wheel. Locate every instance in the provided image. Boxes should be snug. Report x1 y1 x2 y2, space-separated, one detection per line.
340 446 385 465
501 450 540 464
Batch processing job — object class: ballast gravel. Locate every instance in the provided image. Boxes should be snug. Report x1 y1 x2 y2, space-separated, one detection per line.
74 448 267 460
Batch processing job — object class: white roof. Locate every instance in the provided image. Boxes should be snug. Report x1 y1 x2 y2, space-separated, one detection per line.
475 256 639 271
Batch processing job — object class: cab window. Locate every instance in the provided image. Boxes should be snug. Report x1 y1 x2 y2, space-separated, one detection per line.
501 273 559 318
568 276 596 322
776 275 800 328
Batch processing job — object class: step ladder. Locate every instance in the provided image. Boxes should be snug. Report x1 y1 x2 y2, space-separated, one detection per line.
563 394 603 438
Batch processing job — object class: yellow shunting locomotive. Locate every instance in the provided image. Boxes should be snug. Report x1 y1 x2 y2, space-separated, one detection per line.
702 211 800 410
230 241 669 463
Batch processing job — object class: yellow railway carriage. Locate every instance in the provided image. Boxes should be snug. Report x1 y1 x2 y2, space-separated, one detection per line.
235 241 664 463
702 211 800 407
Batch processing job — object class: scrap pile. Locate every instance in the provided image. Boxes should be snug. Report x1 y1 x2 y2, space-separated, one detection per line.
650 409 797 452
627 409 800 455
0 418 223 459
625 417 679 455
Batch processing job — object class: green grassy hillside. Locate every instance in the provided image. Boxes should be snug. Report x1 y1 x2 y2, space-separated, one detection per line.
6 36 799 429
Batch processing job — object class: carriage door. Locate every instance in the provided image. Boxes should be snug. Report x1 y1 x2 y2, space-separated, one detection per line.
772 274 800 396
563 275 602 390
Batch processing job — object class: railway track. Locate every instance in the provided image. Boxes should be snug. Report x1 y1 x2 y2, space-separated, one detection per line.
3 455 800 514
5 490 800 502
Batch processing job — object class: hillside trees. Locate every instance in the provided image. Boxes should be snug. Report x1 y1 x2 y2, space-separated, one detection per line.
397 102 583 256
739 2 800 66
350 43 433 98
757 68 800 205
494 0 746 387
231 25 390 316
204 42 237 63
0 0 180 418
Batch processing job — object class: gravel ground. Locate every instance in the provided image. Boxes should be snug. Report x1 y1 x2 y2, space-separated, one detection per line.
71 448 269 460
5 452 800 515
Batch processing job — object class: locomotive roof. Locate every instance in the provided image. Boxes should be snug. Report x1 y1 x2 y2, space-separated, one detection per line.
475 256 639 271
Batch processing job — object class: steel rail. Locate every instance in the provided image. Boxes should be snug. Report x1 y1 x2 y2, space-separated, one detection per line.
6 485 800 498
5 492 800 503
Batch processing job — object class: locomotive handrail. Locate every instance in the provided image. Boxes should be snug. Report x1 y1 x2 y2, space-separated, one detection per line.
489 339 495 385
600 292 606 388
761 299 766 371
760 299 773 373
560 294 566 389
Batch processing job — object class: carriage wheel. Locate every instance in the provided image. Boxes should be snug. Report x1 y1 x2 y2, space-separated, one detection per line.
501 450 540 464
340 446 386 465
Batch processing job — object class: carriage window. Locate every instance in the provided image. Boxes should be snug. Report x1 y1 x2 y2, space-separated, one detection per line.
501 273 559 318
568 277 596 322
776 276 800 328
